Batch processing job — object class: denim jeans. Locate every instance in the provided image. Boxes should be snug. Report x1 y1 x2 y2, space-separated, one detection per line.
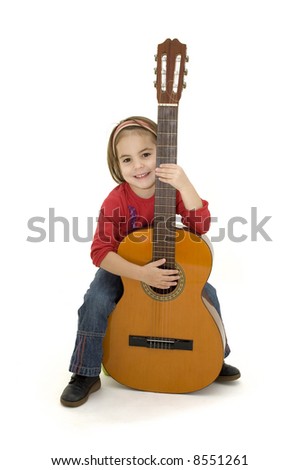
69 268 230 377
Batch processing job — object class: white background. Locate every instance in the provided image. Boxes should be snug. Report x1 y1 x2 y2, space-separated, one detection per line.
1 1 299 468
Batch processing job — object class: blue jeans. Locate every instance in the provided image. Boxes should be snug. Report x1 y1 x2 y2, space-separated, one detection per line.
69 268 231 376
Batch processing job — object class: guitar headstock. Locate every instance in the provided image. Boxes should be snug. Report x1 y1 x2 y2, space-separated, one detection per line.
154 38 188 105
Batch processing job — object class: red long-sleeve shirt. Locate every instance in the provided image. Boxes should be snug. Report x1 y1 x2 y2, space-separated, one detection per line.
91 182 211 267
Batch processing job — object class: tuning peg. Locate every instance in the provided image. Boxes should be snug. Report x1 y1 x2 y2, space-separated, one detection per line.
154 54 157 61
154 67 157 74
153 81 157 88
183 82 187 89
184 69 188 75
185 56 189 62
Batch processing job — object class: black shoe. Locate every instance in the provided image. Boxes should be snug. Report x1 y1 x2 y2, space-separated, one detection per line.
60 374 101 407
216 362 241 382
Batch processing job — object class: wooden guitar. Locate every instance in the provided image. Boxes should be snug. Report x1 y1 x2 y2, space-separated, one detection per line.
102 39 225 393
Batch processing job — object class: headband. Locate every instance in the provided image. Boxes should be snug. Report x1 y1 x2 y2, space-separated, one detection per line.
112 119 157 155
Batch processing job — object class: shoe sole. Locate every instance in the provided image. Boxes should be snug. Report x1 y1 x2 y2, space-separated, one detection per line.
60 379 101 407
215 372 241 382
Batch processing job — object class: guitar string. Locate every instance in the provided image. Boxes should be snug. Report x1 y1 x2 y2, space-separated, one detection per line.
157 105 177 351
167 105 174 352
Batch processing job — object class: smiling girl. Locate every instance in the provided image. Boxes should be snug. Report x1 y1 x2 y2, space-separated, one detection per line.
60 116 240 407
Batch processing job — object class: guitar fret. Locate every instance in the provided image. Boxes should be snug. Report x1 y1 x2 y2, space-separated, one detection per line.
158 103 178 107
157 145 177 148
154 234 176 238
154 246 175 249
155 197 175 200
153 246 176 250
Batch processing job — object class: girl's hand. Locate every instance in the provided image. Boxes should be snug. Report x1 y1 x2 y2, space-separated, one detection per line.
155 163 203 210
155 164 190 191
140 258 180 289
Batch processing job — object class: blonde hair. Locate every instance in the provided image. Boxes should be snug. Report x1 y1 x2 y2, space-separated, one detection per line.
107 116 157 184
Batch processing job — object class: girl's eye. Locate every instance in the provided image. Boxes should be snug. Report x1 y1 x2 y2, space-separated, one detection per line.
122 157 131 164
142 152 151 158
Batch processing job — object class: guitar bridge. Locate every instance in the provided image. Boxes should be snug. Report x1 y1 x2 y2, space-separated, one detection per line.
129 335 193 351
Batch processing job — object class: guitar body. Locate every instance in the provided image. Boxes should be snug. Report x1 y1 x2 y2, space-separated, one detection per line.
102 228 225 393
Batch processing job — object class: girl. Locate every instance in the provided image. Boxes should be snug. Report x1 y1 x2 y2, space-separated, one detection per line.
60 116 240 407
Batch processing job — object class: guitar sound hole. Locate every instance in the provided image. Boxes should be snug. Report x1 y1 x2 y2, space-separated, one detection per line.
141 263 185 301
151 285 177 295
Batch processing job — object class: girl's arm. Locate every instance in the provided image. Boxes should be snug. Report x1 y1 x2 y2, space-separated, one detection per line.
100 251 179 289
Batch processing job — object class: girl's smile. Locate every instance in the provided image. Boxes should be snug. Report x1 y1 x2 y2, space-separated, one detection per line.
134 172 150 178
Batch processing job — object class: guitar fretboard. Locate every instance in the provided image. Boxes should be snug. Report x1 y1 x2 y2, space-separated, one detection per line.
153 105 178 269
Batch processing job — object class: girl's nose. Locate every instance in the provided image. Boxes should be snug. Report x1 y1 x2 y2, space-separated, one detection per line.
133 158 144 169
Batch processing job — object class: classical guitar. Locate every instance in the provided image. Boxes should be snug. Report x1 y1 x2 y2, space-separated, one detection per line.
102 38 225 393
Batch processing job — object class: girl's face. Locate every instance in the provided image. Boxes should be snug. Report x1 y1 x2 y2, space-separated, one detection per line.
116 130 157 198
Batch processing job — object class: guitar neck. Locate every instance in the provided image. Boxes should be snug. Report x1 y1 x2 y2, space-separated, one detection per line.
153 105 178 267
